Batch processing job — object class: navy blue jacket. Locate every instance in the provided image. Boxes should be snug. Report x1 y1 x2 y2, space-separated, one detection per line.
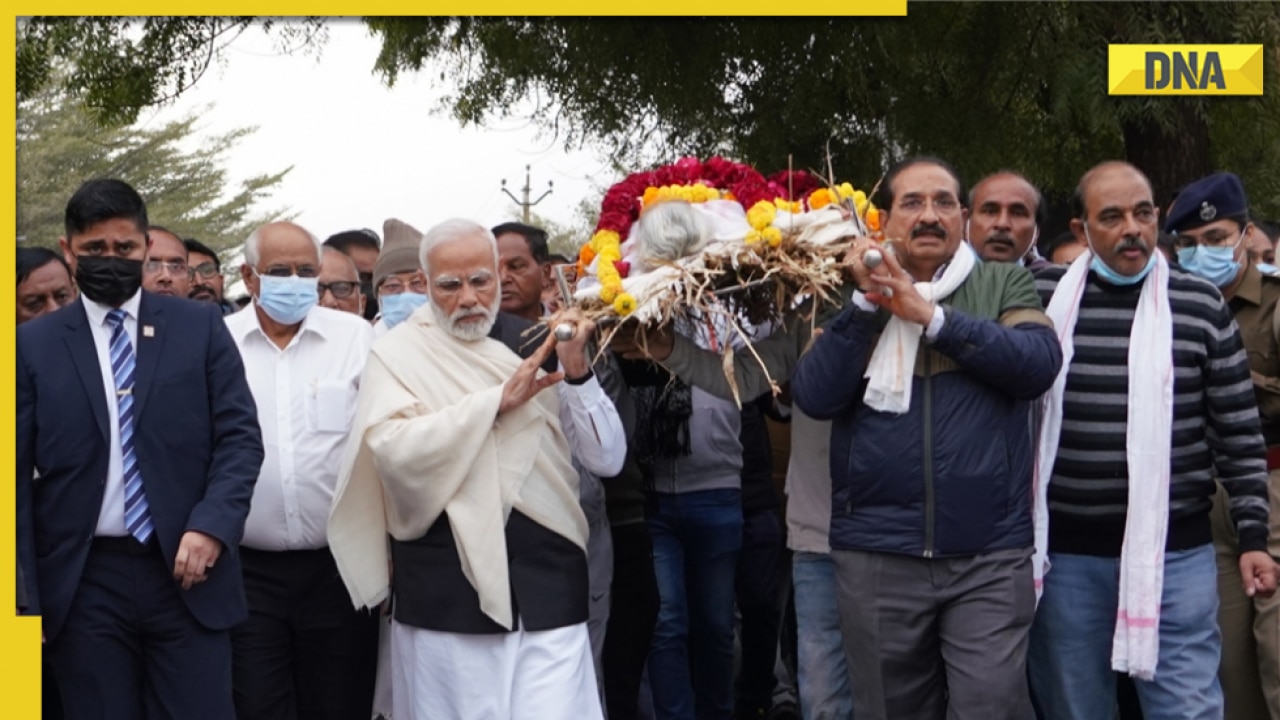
792 261 1062 557
16 293 263 640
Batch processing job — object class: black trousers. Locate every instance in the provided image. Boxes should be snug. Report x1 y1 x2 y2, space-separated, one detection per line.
603 522 661 720
734 508 789 716
232 547 379 720
49 538 234 720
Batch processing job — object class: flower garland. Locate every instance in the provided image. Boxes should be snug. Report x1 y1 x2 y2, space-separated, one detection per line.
580 156 778 315
581 160 884 316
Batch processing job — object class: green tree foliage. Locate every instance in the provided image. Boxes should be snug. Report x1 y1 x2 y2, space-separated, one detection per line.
366 6 1280 219
17 84 293 253
17 17 326 127
19 11 1280 224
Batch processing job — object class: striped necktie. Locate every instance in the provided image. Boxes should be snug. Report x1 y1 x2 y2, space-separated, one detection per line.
106 309 154 544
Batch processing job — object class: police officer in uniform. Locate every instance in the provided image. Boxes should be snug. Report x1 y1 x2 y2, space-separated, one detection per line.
1165 171 1280 720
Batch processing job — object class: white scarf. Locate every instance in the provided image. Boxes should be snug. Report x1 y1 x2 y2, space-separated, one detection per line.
1033 250 1173 680
863 243 977 414
328 306 586 630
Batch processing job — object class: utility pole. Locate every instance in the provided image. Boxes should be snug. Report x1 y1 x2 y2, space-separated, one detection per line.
501 165 553 224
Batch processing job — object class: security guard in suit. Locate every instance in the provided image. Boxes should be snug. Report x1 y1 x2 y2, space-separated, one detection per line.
1166 171 1280 720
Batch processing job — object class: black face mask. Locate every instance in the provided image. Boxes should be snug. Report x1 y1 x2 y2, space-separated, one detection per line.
75 256 144 307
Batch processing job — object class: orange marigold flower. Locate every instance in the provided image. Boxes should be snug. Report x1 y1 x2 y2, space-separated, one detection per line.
809 188 833 210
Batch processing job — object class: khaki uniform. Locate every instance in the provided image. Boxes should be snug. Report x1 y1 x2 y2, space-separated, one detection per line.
1213 261 1280 720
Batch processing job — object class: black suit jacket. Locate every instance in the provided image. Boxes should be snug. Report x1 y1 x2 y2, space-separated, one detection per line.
16 293 264 641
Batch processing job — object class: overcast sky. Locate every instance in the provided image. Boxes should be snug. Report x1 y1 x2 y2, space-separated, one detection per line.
146 19 612 243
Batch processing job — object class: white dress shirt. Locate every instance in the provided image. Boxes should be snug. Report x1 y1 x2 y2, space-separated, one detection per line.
227 304 375 551
556 370 626 480
83 291 143 537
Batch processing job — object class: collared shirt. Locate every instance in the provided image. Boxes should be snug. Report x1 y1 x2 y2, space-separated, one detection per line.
83 291 143 537
227 304 374 551
1228 261 1280 433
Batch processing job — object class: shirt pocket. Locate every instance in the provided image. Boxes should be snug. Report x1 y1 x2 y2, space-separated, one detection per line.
306 380 356 434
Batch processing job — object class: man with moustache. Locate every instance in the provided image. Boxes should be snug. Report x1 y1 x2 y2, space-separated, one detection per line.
1029 162 1277 720
609 160 1061 720
968 171 1051 271
141 226 192 299
17 178 263 719
185 238 236 315
17 247 77 325
1163 172 1280 720
329 219 626 720
788 157 1062 720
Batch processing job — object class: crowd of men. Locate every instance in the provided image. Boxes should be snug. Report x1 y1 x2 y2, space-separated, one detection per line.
12 160 1280 720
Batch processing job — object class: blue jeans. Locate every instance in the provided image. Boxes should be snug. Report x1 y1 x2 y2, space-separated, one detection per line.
1028 545 1223 720
793 551 855 720
646 489 744 720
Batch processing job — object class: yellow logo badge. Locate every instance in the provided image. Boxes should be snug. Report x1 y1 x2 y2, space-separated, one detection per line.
1108 44 1264 96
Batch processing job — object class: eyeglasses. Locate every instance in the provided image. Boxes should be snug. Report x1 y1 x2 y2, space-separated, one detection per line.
895 195 961 214
379 277 428 295
318 281 359 299
1173 228 1245 250
143 260 190 276
431 272 496 295
255 265 320 279
191 261 220 279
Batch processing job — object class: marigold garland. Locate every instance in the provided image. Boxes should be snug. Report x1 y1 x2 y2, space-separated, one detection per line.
580 161 882 318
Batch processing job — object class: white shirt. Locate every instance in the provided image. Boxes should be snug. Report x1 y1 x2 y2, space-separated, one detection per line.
227 304 375 551
556 371 626 480
83 291 143 537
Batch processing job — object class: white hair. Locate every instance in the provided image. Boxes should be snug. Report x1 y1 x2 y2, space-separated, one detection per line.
243 222 323 267
431 300 497 342
419 218 498 278
633 201 709 270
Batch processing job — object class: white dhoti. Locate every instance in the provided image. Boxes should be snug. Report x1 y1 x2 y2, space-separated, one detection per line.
390 619 603 720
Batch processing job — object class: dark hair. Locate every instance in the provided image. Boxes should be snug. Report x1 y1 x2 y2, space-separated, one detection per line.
183 238 221 270
547 253 572 265
1255 220 1280 244
324 229 381 254
491 222 551 264
64 178 148 240
969 171 1048 229
873 156 966 213
17 246 71 286
1044 231 1082 262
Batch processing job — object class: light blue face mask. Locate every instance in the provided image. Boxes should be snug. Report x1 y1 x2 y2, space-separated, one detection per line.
1085 227 1157 286
1258 263 1279 276
1177 244 1242 288
254 272 318 325
380 292 428 329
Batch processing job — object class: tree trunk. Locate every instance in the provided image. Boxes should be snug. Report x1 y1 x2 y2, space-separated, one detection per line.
1121 102 1212 212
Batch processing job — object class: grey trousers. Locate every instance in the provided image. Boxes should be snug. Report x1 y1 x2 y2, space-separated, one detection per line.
587 516 615 701
832 547 1035 720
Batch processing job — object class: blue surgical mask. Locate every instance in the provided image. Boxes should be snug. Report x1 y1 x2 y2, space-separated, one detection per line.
1177 245 1241 287
254 273 318 325
1085 227 1157 286
1258 263 1279 275
380 292 428 329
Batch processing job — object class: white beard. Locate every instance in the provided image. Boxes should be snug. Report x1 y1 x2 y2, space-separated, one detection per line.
432 301 496 342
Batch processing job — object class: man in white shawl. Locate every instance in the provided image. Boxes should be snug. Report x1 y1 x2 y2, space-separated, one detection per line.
328 219 626 720
1028 161 1277 720
788 158 1062 720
